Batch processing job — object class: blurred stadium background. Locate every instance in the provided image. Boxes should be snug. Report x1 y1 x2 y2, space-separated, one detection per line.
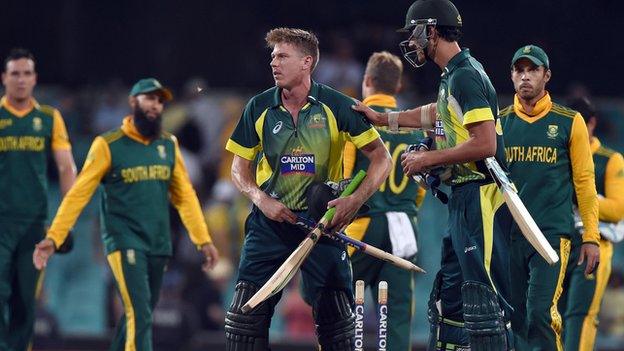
3 0 624 350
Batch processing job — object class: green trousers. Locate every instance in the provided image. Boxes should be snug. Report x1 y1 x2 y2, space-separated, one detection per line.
0 220 44 351
107 249 168 351
560 238 612 351
510 236 571 351
346 214 417 351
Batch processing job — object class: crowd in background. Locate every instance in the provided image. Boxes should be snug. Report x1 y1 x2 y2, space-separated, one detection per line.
25 40 624 349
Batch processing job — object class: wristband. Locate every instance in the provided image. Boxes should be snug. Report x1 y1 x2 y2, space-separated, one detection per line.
421 104 434 130
388 112 400 132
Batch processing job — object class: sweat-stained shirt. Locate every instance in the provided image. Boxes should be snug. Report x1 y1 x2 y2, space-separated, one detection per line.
47 117 212 255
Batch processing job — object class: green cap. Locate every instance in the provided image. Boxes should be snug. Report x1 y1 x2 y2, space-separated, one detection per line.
511 45 549 69
129 78 173 101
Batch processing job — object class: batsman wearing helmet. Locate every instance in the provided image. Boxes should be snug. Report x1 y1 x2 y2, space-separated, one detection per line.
353 1 514 349
224 28 391 350
500 45 599 351
558 97 622 351
344 51 426 351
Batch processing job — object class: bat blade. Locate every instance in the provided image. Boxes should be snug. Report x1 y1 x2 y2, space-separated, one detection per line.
485 157 559 265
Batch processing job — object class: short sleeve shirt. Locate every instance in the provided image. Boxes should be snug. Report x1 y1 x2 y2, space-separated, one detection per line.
226 81 380 210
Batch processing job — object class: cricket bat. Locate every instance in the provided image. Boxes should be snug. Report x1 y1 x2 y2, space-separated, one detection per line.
294 216 426 273
485 157 559 264
241 170 367 313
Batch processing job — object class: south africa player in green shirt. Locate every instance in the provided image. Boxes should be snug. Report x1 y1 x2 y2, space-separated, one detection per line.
559 97 624 351
33 78 219 351
224 28 391 351
354 1 514 350
344 51 425 351
500 45 600 351
0 48 77 351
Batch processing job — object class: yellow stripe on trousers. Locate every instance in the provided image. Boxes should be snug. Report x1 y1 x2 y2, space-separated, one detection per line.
478 183 505 291
550 238 571 351
107 251 137 351
579 239 613 351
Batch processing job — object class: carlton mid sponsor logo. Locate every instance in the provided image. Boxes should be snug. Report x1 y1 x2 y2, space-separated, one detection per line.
280 150 315 175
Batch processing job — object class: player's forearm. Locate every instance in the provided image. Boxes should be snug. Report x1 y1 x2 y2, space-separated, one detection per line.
231 156 269 207
54 150 77 196
424 126 496 168
570 114 599 242
385 103 436 129
175 195 213 246
601 154 624 222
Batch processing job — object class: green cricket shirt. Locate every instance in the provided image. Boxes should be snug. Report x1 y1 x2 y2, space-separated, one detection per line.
226 81 380 211
0 96 71 222
435 49 507 185
500 93 599 243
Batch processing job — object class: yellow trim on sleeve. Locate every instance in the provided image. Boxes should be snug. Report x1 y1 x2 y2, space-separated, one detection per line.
600 151 624 222
107 251 137 351
569 114 600 243
345 216 371 256
342 141 356 178
462 107 494 126
47 136 110 249
225 139 258 161
349 127 381 149
169 137 212 246
51 109 72 150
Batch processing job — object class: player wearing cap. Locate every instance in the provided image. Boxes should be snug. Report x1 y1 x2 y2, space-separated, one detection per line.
224 28 391 350
500 45 599 350
559 97 624 351
0 48 77 351
343 51 425 351
32 78 219 351
353 1 514 349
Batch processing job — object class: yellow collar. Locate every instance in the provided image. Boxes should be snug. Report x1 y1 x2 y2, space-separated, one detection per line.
121 116 153 145
362 94 397 108
513 92 552 122
590 137 601 154
1 96 39 117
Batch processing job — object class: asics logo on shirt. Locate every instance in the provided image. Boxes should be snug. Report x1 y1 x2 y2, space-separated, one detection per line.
273 121 283 134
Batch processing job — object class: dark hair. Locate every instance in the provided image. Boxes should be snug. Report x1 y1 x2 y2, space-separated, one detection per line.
4 48 35 72
434 25 462 42
567 97 596 123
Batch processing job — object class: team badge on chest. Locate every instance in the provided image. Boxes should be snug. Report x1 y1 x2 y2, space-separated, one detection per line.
33 117 42 131
547 125 558 139
157 145 166 159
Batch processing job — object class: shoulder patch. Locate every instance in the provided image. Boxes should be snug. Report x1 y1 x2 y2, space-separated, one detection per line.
499 105 514 117
101 129 125 144
550 103 577 118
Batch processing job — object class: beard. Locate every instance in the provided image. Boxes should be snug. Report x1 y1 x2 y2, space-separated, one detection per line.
133 106 162 138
